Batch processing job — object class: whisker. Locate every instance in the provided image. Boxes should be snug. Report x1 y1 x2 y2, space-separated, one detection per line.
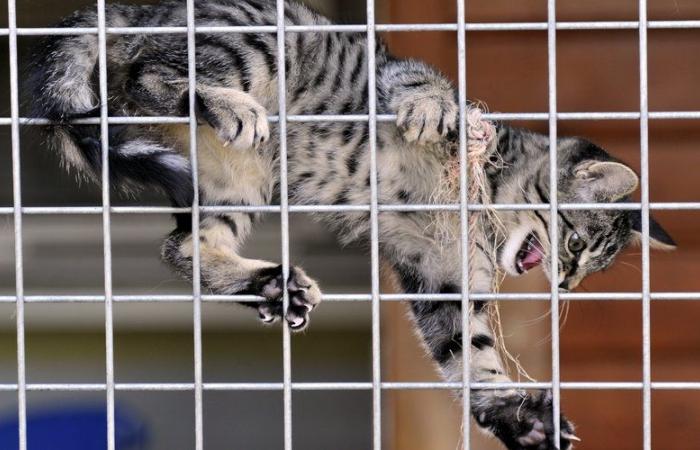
560 299 571 330
617 260 642 275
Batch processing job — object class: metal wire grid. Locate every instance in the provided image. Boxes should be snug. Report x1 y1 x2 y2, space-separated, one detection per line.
3 1 699 450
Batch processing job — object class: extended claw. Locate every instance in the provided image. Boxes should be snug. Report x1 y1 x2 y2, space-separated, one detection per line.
562 432 581 442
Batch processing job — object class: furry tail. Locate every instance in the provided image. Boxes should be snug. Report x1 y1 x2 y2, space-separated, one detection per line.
28 5 193 209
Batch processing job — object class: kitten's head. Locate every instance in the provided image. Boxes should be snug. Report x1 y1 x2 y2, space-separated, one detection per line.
499 138 676 290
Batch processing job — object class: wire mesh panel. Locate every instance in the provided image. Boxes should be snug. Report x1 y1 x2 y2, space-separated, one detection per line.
3 0 700 449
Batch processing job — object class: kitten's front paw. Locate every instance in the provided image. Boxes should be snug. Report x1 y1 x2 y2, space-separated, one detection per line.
395 89 457 144
477 390 578 450
250 265 321 331
195 87 270 151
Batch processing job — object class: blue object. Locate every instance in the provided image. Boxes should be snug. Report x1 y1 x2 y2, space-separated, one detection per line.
0 404 148 450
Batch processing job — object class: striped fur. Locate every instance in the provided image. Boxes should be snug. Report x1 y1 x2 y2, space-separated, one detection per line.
28 1 676 449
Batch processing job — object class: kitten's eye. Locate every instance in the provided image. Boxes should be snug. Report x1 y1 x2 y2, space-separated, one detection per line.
567 232 586 253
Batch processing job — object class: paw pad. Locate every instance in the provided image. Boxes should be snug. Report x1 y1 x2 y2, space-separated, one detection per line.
252 265 321 331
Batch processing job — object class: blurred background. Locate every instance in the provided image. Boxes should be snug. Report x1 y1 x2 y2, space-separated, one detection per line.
0 0 699 449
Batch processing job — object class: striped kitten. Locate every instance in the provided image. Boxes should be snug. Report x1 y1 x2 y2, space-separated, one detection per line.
28 0 675 448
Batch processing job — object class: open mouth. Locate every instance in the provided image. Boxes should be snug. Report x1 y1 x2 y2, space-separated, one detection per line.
515 232 544 274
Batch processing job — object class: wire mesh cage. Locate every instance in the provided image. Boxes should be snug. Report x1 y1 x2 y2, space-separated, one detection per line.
1 0 700 449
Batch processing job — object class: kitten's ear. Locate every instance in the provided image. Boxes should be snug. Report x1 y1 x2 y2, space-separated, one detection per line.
629 211 677 250
574 161 639 201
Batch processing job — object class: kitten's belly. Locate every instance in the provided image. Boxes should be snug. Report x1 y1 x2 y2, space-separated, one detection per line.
161 124 275 205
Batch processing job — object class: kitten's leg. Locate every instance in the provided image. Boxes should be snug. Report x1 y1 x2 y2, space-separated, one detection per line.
162 213 321 330
377 59 458 144
394 260 575 450
467 308 577 450
126 65 319 329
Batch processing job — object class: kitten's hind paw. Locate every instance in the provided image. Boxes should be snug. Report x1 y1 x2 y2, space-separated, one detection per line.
476 390 577 450
251 265 322 331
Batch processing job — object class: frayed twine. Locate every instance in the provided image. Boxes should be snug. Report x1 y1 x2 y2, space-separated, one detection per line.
441 104 534 383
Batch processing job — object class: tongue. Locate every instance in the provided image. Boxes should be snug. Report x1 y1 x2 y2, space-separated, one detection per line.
522 248 543 271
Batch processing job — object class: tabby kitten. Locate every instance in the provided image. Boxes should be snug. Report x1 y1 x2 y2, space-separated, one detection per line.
28 0 675 448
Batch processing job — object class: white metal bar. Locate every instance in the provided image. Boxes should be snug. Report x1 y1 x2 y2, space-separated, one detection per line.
4 20 700 37
15 117 191 125
274 0 293 448
1 291 698 304
455 0 471 448
95 1 116 449
639 1 652 448
547 0 562 447
0 381 697 392
1 201 699 217
366 0 382 447
7 0 26 448
11 109 700 126
184 1 204 449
